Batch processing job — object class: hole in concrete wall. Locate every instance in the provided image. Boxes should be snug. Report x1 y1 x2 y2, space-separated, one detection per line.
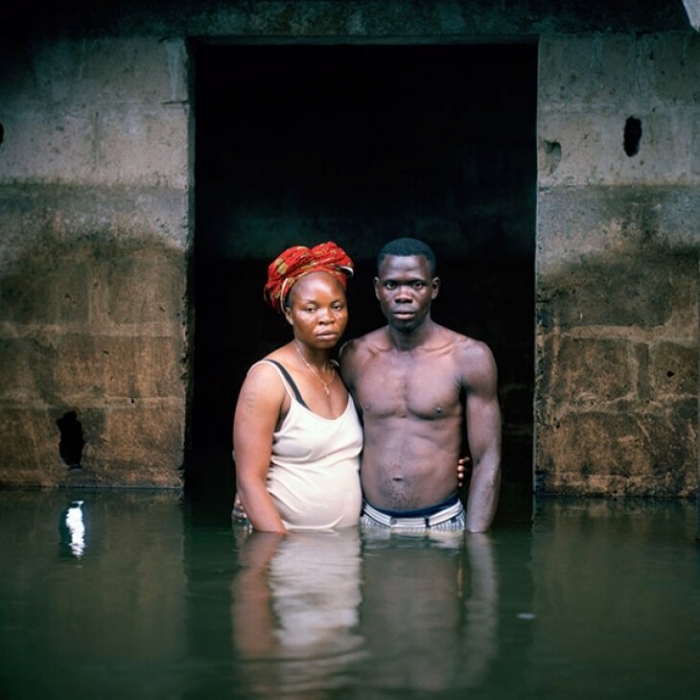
56 411 85 470
543 140 561 175
624 116 642 156
190 43 537 497
0 123 4 147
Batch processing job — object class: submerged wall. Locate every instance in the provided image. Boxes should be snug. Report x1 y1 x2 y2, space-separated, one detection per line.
0 38 191 487
536 33 699 497
0 1 696 494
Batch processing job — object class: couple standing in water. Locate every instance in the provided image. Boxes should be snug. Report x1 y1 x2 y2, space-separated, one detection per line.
233 237 501 535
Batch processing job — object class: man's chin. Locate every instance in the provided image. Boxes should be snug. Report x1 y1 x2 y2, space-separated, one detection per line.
388 318 418 332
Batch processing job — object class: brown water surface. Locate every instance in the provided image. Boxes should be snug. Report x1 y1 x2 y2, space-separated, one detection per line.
0 487 698 699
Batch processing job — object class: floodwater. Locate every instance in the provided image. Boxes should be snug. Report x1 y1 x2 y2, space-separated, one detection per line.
1 486 699 700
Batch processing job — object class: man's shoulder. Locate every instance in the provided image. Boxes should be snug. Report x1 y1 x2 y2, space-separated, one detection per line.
341 328 387 357
456 333 492 356
339 329 389 384
455 332 495 362
447 333 497 390
432 325 496 374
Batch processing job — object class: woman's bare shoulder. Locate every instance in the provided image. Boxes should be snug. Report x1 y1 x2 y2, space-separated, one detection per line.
242 357 287 396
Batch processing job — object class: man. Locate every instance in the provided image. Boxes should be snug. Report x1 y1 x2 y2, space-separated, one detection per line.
340 237 501 533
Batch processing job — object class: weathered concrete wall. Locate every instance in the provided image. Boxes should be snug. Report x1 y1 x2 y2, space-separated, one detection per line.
10 0 688 41
0 1 696 492
536 32 700 497
0 38 191 487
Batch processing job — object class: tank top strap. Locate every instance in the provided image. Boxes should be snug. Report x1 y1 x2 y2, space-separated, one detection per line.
255 359 309 409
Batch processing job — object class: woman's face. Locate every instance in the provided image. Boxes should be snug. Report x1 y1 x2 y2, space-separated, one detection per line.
284 272 348 349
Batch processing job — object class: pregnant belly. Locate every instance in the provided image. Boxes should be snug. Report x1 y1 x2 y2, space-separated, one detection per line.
268 464 362 531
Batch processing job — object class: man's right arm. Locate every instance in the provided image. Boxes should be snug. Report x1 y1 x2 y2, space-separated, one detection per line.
338 339 358 393
339 339 364 423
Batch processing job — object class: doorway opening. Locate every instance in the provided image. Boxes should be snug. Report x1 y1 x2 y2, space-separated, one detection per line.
188 43 537 502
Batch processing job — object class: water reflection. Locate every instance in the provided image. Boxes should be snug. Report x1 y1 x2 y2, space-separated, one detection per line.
58 500 86 558
229 526 499 697
231 529 364 696
3 490 699 698
526 497 700 698
359 532 498 693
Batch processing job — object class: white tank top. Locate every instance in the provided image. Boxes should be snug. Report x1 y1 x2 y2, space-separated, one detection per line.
256 360 363 531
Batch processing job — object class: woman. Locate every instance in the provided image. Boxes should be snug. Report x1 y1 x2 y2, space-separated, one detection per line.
233 242 363 533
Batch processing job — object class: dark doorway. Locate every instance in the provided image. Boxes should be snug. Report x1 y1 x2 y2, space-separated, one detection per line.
188 43 537 502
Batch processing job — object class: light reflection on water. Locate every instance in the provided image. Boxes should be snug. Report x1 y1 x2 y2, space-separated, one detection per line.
0 489 698 699
59 500 86 558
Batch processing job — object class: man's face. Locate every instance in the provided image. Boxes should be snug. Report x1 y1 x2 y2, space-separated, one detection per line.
374 255 439 332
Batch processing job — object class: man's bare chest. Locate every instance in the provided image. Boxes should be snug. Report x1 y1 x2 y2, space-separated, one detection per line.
354 358 462 421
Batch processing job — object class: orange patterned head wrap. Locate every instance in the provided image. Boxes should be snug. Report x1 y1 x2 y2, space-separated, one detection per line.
264 241 354 314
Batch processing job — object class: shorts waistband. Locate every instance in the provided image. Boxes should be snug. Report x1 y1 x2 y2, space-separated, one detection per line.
362 497 464 529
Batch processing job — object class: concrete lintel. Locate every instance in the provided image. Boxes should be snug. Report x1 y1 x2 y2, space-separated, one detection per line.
682 0 700 31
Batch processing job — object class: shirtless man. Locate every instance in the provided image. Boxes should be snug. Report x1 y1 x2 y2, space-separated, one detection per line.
340 238 501 533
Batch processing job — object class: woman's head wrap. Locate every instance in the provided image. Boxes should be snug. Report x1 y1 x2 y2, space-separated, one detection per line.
264 241 354 313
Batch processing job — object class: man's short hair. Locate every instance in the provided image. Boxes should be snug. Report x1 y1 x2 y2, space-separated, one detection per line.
376 237 437 276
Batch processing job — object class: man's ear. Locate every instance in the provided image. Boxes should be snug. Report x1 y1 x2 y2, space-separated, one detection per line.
431 277 441 300
373 277 380 299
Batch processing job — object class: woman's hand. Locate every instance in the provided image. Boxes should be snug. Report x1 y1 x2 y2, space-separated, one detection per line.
457 456 471 489
232 492 248 521
234 461 472 512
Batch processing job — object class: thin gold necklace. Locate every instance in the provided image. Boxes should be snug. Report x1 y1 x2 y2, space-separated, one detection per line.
294 342 335 397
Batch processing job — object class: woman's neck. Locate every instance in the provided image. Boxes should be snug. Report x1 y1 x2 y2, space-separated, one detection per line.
293 341 331 368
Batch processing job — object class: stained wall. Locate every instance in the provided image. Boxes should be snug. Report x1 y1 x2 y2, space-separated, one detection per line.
536 33 700 496
0 1 696 496
0 37 191 487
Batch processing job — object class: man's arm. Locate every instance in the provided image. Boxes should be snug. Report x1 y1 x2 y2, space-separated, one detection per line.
462 342 502 532
338 340 354 387
339 339 367 428
338 339 359 400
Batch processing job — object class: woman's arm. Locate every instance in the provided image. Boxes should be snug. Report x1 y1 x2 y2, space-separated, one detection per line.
233 364 288 533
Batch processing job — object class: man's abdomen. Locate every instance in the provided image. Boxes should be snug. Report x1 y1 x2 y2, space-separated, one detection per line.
360 419 460 511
